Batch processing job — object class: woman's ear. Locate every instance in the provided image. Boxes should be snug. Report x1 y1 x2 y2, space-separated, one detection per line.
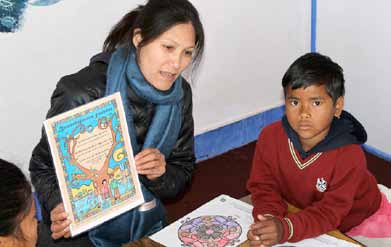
334 96 344 118
132 28 143 48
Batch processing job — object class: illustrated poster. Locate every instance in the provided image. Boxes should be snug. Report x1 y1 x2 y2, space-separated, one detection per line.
44 92 144 236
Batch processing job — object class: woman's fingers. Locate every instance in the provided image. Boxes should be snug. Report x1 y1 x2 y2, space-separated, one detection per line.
135 148 159 160
138 164 165 179
50 203 71 240
64 230 72 239
50 203 67 222
50 219 71 239
137 158 165 171
135 149 164 165
135 148 166 179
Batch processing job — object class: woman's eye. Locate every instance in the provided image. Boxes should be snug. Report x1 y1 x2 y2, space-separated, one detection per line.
184 50 194 57
163 45 173 50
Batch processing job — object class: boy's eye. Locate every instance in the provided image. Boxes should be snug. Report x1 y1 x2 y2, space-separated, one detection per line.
312 100 322 106
290 100 299 106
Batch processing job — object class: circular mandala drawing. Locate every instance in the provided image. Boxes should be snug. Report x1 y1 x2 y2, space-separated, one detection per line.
178 215 242 247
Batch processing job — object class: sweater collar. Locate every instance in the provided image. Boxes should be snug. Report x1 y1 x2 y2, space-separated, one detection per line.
282 110 367 159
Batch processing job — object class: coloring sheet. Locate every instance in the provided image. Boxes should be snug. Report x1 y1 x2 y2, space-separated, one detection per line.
151 193 361 247
151 194 254 247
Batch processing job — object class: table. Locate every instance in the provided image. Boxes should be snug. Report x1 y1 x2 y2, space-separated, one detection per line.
123 238 163 247
124 195 365 247
236 195 364 247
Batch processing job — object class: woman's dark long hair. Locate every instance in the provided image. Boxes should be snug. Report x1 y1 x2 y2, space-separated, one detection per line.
103 0 205 75
0 159 33 240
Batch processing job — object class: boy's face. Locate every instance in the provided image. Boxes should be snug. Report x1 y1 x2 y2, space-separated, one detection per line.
285 84 344 151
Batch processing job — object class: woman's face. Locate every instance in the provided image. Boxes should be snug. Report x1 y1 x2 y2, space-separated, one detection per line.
133 22 196 91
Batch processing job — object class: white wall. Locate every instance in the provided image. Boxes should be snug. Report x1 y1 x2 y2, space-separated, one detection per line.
0 0 310 174
191 0 310 133
317 0 391 154
0 0 134 173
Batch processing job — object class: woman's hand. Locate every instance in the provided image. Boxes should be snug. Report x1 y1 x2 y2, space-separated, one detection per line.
135 148 166 180
50 203 71 240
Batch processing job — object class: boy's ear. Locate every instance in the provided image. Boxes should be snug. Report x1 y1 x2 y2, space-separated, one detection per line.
334 96 344 118
132 28 143 48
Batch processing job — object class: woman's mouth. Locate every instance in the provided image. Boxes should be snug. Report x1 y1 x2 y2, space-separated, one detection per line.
160 71 176 81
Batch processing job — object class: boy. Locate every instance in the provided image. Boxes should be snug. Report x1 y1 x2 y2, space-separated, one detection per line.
247 53 381 246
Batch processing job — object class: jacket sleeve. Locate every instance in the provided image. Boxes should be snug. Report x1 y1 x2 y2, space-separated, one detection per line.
247 128 288 219
141 81 195 199
280 146 368 243
29 72 102 224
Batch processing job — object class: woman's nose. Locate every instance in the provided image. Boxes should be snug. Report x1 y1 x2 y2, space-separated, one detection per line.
170 53 181 70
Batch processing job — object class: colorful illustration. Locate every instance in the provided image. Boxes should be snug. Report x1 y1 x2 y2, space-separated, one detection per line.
0 0 64 33
30 0 63 6
44 93 144 236
178 215 242 247
0 0 27 32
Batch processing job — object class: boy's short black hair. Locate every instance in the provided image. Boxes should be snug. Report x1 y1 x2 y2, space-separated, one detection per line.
282 52 345 103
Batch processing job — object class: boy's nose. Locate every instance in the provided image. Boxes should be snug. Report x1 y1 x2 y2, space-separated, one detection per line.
299 105 311 119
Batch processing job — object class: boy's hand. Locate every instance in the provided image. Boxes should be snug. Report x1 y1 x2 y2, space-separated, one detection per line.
247 226 263 247
248 214 284 246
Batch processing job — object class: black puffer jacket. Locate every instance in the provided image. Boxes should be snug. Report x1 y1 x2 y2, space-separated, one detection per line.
29 53 195 225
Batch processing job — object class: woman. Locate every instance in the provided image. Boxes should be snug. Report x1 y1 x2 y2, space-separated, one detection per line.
29 0 204 246
0 159 38 247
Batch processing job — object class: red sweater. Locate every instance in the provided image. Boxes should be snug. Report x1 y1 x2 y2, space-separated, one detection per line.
247 121 381 243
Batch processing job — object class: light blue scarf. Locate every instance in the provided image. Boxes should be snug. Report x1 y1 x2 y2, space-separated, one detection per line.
89 46 183 246
105 46 183 157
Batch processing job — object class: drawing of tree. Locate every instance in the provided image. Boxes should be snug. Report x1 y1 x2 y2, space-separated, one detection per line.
66 118 118 201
